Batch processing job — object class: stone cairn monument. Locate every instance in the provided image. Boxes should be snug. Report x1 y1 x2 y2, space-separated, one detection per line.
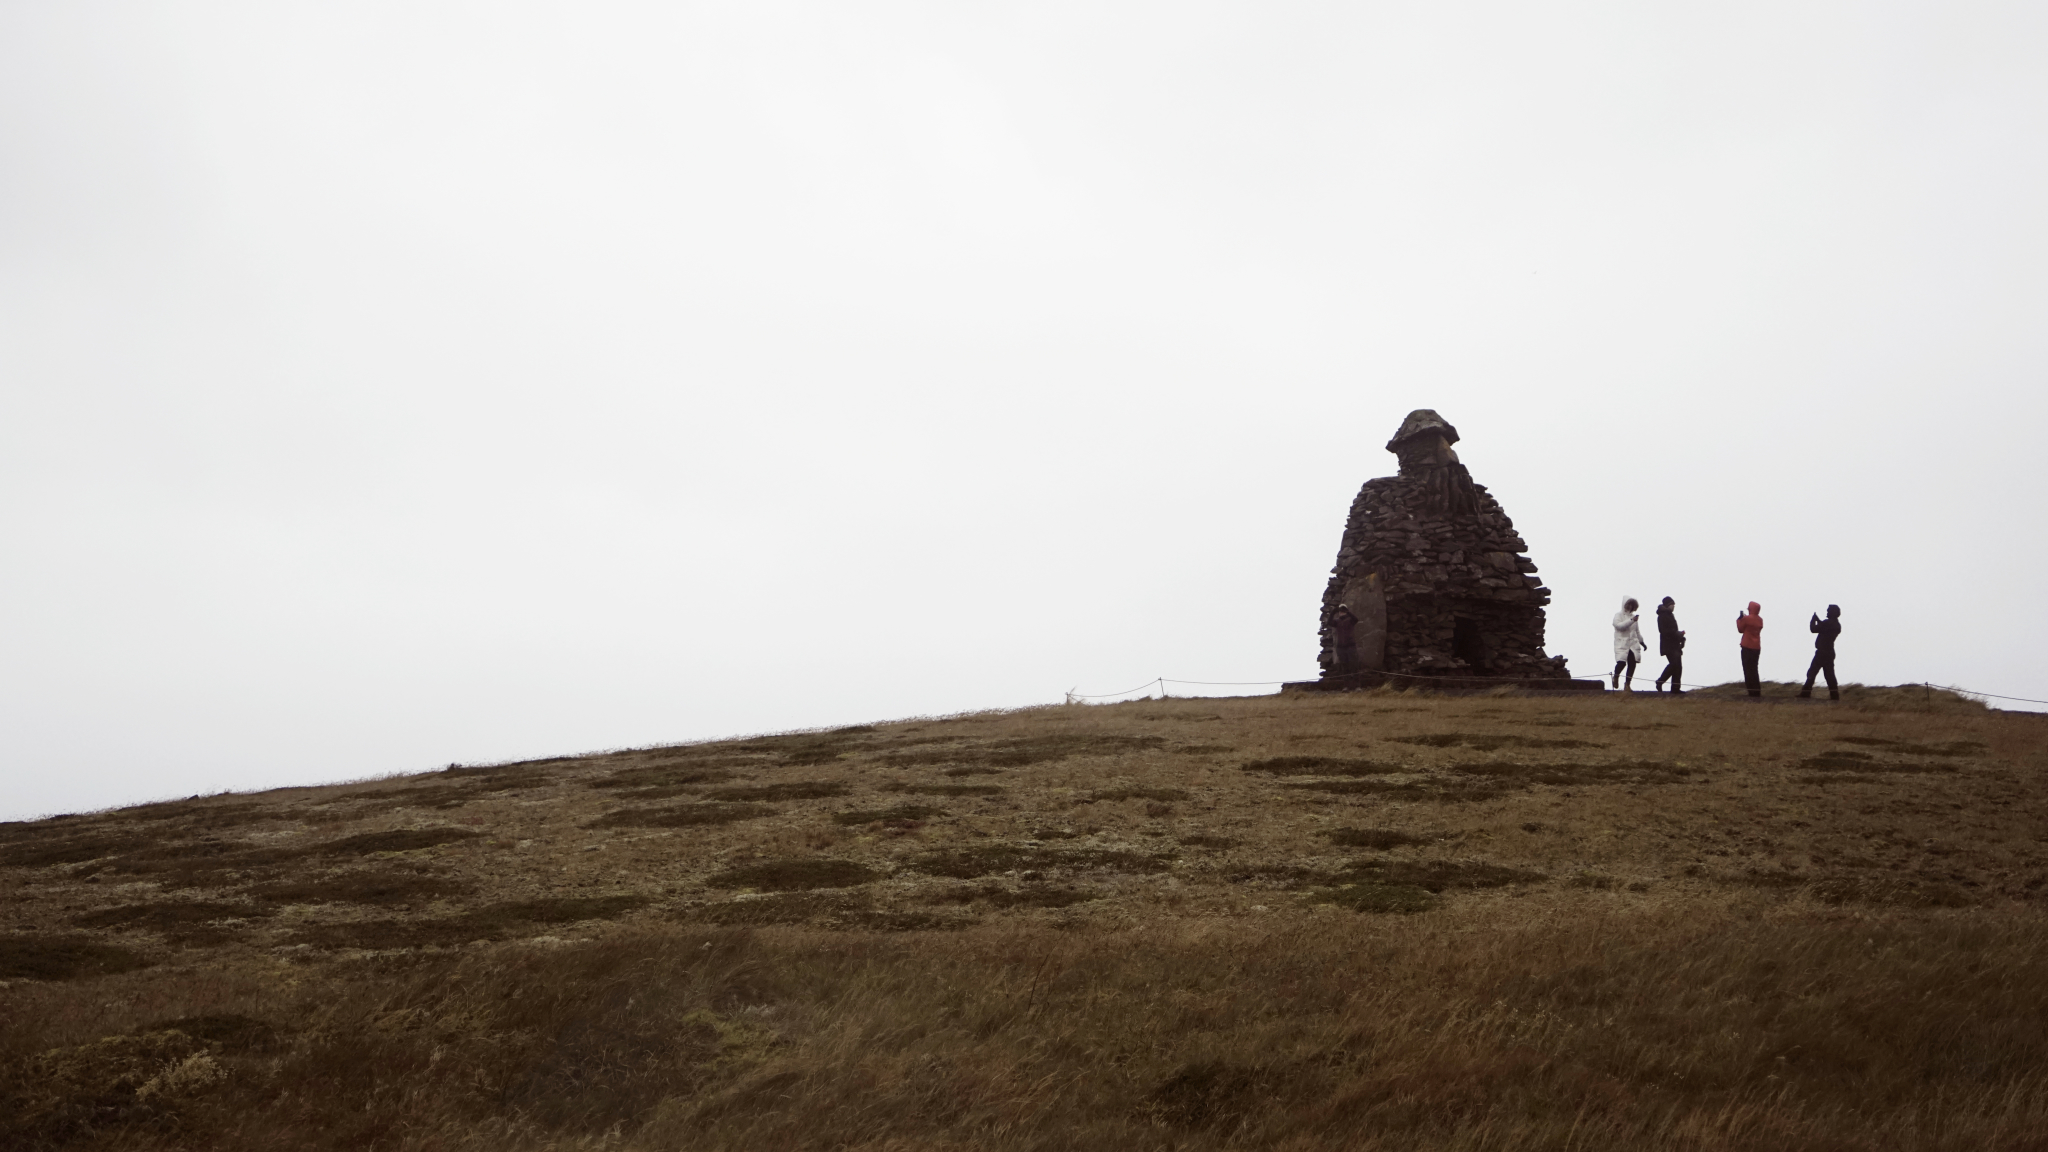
1287 410 1589 692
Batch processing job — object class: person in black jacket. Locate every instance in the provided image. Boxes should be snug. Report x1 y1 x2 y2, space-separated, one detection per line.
1653 597 1686 694
1800 604 1842 700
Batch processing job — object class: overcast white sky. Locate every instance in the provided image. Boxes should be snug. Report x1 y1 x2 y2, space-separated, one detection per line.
4 1 2045 821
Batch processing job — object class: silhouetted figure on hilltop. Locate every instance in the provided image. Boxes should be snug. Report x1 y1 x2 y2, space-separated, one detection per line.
1801 605 1842 700
1736 602 1764 697
1654 597 1686 694
1611 598 1645 690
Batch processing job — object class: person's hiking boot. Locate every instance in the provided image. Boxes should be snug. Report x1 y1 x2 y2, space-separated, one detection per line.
1829 689 1840 701
1798 687 1812 698
1610 672 1620 689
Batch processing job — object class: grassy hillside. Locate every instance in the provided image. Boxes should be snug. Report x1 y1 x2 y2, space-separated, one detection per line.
4 684 2046 1150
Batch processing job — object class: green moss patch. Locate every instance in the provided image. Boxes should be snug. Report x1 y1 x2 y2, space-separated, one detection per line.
313 828 484 856
1323 827 1433 850
1089 786 1189 802
927 884 1099 909
1147 1061 1277 1128
456 756 578 772
1448 759 1693 786
590 767 741 793
1280 779 1505 802
432 767 555 790
1302 882 1437 914
249 870 473 906
704 781 850 802
120 801 276 829
0 833 134 868
715 730 878 766
633 746 774 768
285 895 652 950
1220 857 1540 895
684 891 869 925
846 911 977 931
1241 757 1403 776
0 935 154 981
832 804 941 826
1837 737 1985 756
584 803 778 829
908 845 1176 879
336 785 471 811
74 844 298 891
70 901 272 942
705 858 880 891
1389 733 1608 752
1339 859 1545 892
884 734 1167 769
892 783 1004 797
282 919 483 950
470 895 654 926
1 1029 210 1148
140 1013 283 1053
1809 876 1980 907
1798 752 1955 774
1224 863 1335 888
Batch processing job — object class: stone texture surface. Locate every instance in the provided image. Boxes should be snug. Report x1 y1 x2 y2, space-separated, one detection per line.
1318 410 1571 681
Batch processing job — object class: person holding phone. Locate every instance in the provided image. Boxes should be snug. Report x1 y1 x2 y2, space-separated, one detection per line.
1800 604 1842 700
1653 597 1686 694
1736 602 1764 697
1611 597 1646 690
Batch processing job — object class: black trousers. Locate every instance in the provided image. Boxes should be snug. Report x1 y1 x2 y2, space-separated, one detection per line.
1656 655 1682 691
1805 651 1837 692
1741 647 1761 696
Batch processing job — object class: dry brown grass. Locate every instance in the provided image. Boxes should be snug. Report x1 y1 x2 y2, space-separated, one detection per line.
246 868 473 907
3 683 2047 1149
582 802 779 829
704 858 880 891
831 803 943 827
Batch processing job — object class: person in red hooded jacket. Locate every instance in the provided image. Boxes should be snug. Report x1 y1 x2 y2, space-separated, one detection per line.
1735 602 1763 697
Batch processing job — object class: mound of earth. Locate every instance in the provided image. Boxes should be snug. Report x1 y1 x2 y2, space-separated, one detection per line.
3 684 2043 1150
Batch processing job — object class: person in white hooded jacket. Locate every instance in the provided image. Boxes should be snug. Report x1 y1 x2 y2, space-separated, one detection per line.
1611 597 1647 690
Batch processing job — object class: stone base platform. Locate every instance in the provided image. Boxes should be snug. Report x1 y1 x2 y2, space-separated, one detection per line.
1282 673 1607 695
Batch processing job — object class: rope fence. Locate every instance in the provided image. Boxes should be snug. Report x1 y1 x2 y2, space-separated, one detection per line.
1925 683 2048 706
1066 666 1565 703
1065 675 2048 708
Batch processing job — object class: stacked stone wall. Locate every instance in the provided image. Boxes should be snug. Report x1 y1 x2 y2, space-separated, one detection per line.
1318 416 1569 680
